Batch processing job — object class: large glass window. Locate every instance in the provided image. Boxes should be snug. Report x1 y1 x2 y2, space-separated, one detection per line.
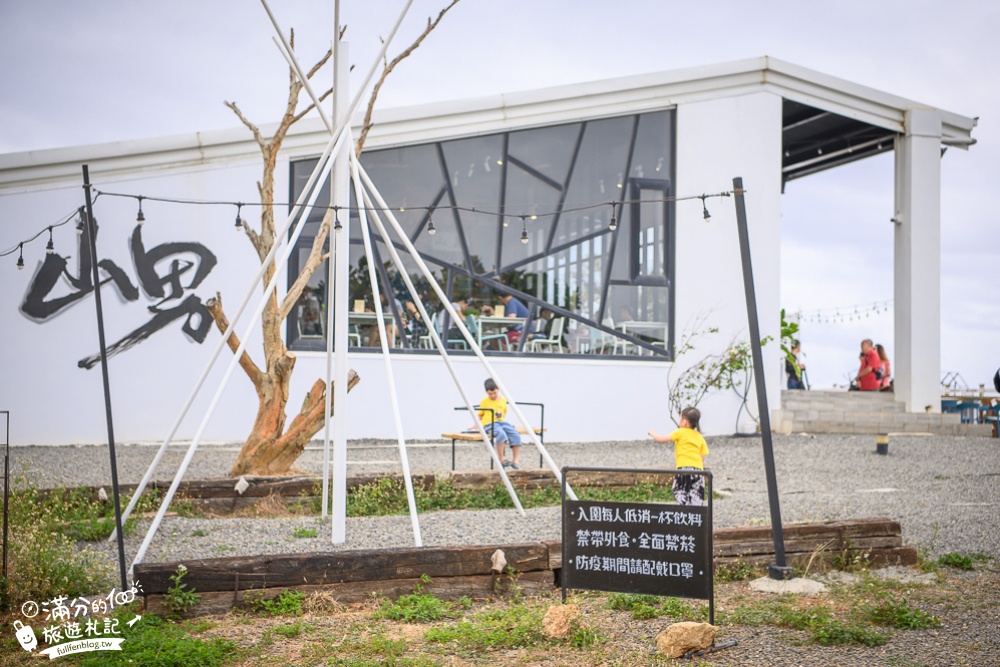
287 109 675 357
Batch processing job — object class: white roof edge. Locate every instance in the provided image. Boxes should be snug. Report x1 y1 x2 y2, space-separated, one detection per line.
0 56 976 190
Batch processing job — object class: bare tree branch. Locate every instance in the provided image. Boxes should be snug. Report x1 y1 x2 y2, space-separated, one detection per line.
292 87 334 125
224 101 266 152
205 293 264 386
279 208 333 321
355 0 461 155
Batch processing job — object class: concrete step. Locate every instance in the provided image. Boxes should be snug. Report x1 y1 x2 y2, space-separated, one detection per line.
781 390 904 414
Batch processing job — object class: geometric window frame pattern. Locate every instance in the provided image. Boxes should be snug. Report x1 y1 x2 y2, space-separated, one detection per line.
287 109 676 359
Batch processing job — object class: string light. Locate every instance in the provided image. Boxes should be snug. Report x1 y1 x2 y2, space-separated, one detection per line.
427 215 436 235
6 189 737 266
794 299 894 324
333 206 342 232
16 243 24 270
608 202 618 231
45 227 54 254
701 195 711 223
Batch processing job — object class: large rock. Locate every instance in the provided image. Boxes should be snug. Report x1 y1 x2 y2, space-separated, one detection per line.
654 621 717 658
542 603 580 639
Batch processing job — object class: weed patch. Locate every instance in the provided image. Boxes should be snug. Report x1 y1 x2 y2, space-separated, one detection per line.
863 597 941 630
293 526 319 538
249 589 306 617
938 552 992 571
424 602 547 650
66 612 236 666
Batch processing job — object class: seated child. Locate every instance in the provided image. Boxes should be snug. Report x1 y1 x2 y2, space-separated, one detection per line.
472 378 521 468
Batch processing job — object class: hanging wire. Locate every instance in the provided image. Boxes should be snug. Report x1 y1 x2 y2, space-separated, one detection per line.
5 188 736 264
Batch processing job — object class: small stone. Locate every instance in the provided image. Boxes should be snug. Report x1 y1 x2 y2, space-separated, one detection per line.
234 476 250 495
655 621 717 658
97 487 108 502
542 603 580 639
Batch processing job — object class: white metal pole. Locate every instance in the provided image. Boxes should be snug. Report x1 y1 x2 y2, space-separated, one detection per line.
329 39 351 544
357 163 576 500
350 150 422 545
129 0 418 554
354 164 525 514
320 11 342 519
130 130 348 572
111 125 346 540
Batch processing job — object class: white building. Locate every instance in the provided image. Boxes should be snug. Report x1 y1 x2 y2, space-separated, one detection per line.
0 57 976 445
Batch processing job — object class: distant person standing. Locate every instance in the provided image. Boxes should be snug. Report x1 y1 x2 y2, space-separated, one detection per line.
875 343 892 391
785 339 806 390
855 339 882 391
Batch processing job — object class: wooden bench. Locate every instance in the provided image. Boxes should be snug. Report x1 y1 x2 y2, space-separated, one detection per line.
442 427 546 470
444 401 547 470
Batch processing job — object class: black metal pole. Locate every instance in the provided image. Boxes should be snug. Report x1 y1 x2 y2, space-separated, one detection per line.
732 177 793 580
82 165 128 590
2 410 9 608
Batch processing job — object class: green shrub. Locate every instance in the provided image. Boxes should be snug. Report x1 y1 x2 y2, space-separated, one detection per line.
250 589 306 617
162 566 200 618
293 526 318 538
3 480 115 607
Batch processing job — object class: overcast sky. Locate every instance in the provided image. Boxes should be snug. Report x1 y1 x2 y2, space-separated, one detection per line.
1 0 997 390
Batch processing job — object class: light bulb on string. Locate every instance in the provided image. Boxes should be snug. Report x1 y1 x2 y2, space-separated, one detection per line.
235 203 244 231
701 195 711 223
427 215 436 235
502 217 509 228
608 202 618 231
136 196 145 225
45 227 54 254
333 206 342 232
76 208 85 235
16 243 24 270
520 216 529 244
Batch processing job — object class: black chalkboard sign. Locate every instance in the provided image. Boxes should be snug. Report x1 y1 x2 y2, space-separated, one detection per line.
561 467 714 622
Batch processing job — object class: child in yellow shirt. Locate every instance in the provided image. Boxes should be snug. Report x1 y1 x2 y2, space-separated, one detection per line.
472 378 522 468
648 407 709 505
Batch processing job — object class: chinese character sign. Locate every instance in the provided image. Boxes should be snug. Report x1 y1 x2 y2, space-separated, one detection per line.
562 500 712 600
19 221 216 370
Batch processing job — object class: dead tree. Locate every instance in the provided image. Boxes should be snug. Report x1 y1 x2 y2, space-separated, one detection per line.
215 5 460 476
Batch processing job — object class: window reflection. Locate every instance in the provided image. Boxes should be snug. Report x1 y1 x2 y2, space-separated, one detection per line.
288 110 675 358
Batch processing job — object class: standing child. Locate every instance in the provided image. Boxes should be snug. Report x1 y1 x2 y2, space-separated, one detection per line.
473 378 522 468
648 407 709 505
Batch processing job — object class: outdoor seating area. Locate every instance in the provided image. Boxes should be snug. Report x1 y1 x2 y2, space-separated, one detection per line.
942 397 1000 436
315 300 670 357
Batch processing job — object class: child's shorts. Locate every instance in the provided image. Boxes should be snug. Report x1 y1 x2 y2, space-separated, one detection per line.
672 467 706 506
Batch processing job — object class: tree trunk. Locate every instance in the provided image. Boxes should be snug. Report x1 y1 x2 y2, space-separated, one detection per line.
229 370 360 476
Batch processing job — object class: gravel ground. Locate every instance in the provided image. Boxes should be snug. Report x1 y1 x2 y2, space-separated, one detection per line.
8 435 1000 667
10 433 1000 565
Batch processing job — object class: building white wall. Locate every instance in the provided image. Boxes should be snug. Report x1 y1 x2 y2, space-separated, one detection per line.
674 91 785 429
0 93 786 445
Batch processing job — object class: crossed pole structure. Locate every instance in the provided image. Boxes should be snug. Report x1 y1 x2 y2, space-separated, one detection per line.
122 0 574 576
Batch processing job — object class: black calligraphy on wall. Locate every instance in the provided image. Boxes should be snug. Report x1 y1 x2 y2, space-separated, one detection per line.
20 221 217 369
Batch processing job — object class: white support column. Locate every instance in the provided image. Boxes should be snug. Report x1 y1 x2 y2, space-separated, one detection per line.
330 40 351 543
893 108 942 413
